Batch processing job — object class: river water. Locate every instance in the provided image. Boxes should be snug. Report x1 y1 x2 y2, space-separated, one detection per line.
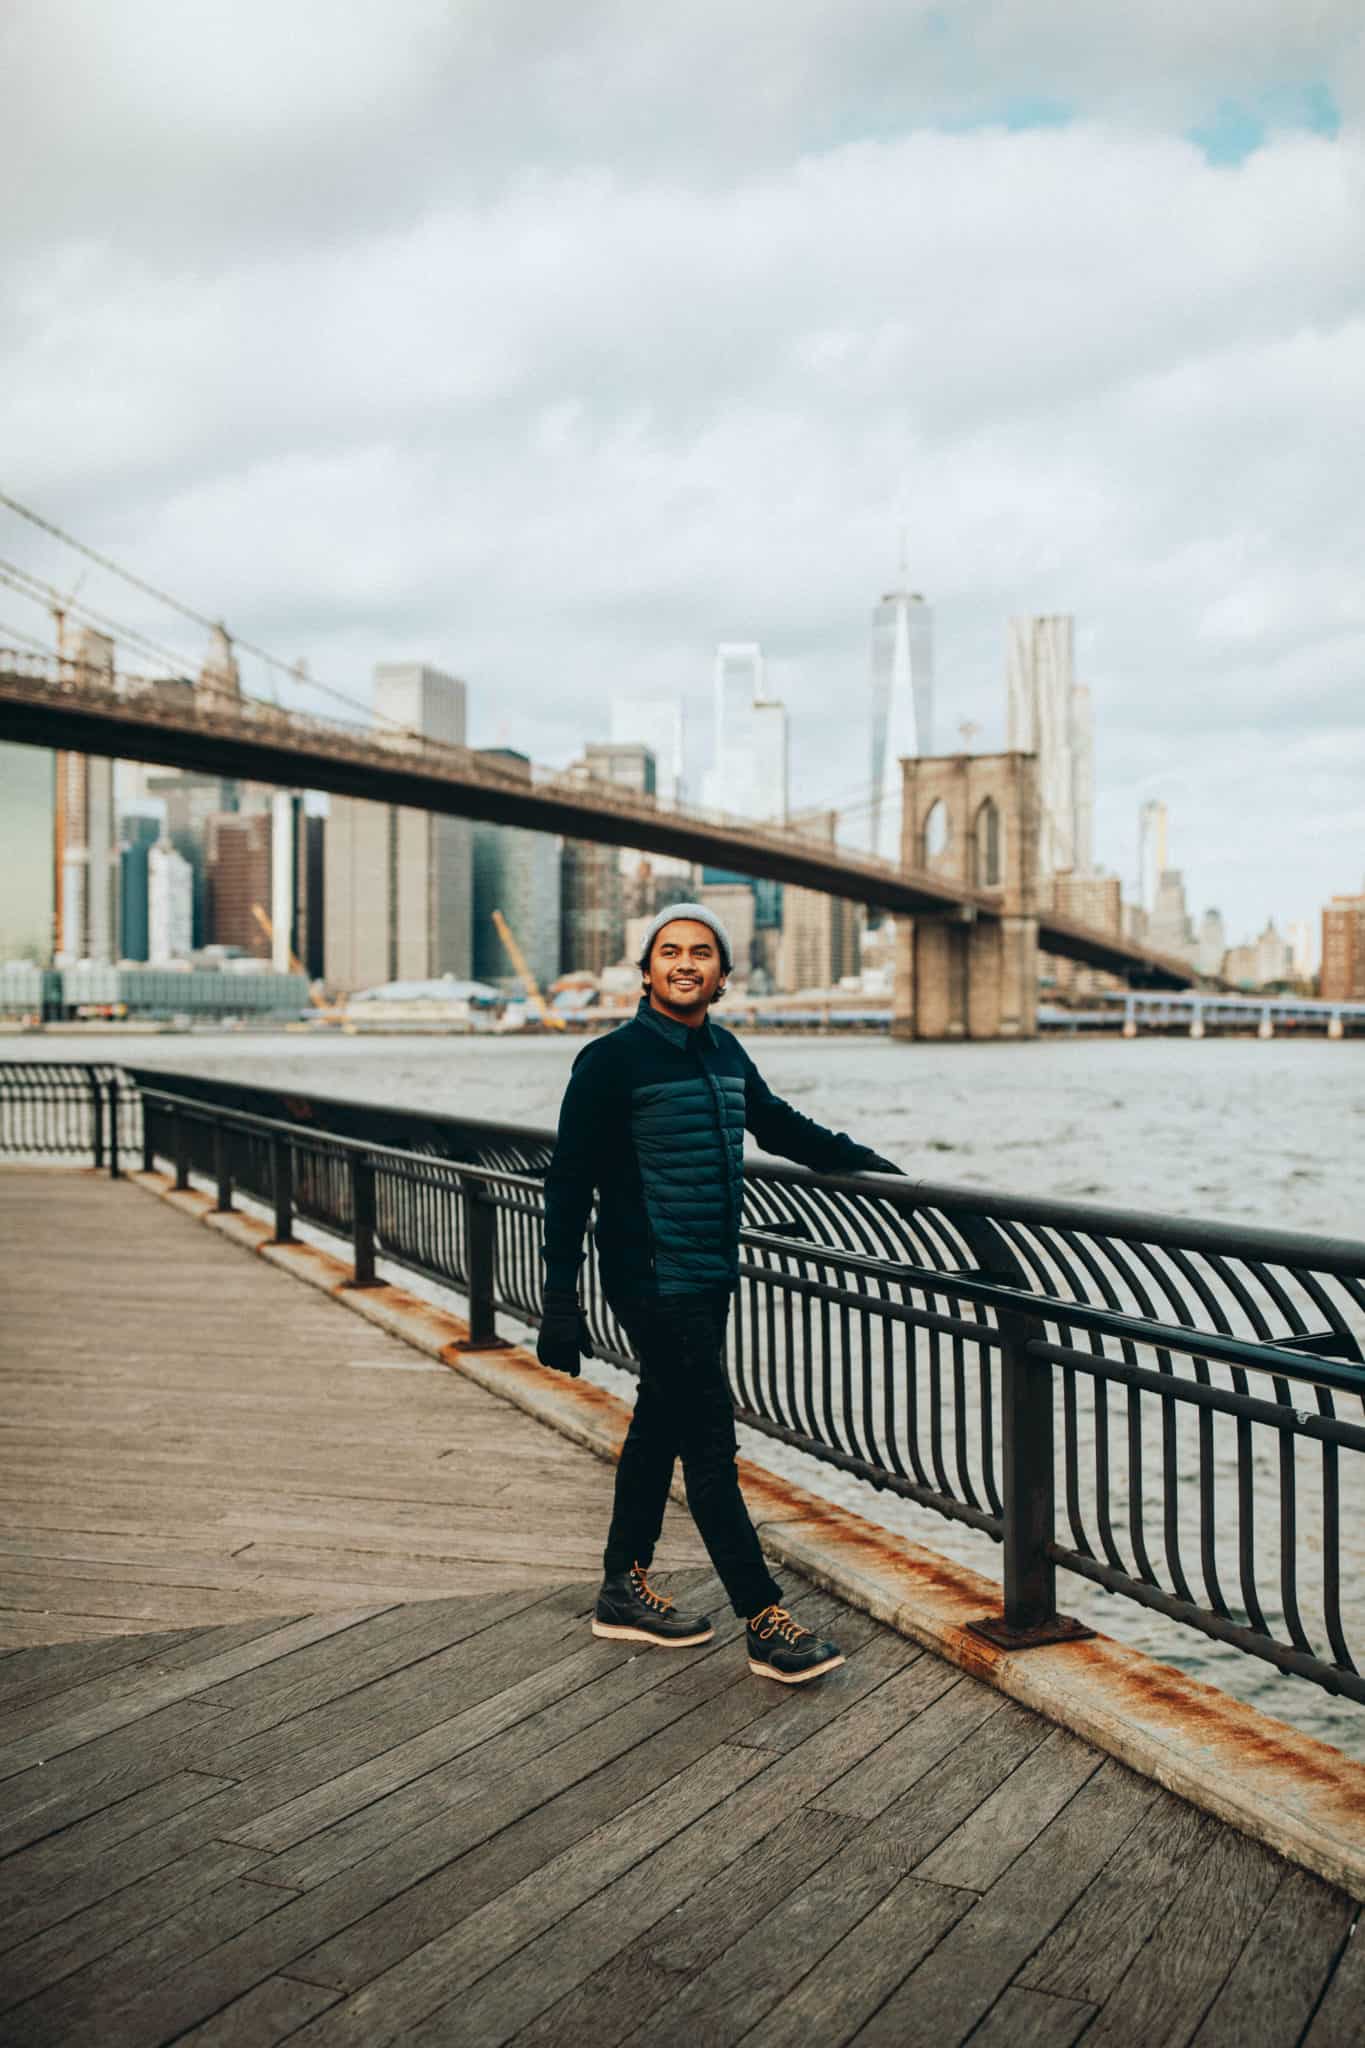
16 1029 1365 1756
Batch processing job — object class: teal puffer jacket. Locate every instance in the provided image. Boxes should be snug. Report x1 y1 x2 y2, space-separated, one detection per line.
543 996 884 1301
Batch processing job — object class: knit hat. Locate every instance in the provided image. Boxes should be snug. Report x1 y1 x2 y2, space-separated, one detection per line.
637 901 733 975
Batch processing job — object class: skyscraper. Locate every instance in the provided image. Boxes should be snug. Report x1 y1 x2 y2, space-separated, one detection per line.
869 584 933 866
0 743 55 964
148 841 194 963
706 644 789 824
1005 616 1091 880
323 663 473 990
1137 798 1168 916
609 698 685 805
471 751 560 994
54 630 118 963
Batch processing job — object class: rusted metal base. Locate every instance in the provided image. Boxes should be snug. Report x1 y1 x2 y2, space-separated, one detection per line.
448 1334 512 1352
965 1612 1097 1651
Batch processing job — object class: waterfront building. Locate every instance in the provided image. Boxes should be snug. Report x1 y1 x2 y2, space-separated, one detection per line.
117 813 162 964
1321 893 1365 1002
1005 616 1091 880
323 663 473 992
706 644 789 825
869 585 933 865
697 882 756 985
206 811 273 957
148 841 194 962
145 770 259 948
54 631 118 964
1148 868 1196 961
608 698 685 804
1197 907 1227 980
1288 918 1317 982
1137 798 1168 916
470 750 560 993
582 741 655 797
777 811 864 992
0 742 55 963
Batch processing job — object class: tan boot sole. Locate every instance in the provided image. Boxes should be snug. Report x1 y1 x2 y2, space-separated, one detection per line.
747 1653 846 1684
592 1618 715 1648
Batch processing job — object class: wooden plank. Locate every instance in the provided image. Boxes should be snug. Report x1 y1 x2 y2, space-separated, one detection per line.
3 1875 298 2048
174 1973 341 2045
0 1769 234 1919
0 1624 210 1710
811 1669 1000 1819
1018 1787 1214 2002
399 1644 975 2047
1191 1868 1357 2046
1302 1911 1365 2047
0 1607 387 1779
855 1695 1052 1874
1077 1828 1286 2048
699 1871 971 2048
916 1723 1101 1892
514 1807 865 2048
965 1986 1097 2048
845 1759 1158 2048
94 1740 771 2048
0 1837 267 2010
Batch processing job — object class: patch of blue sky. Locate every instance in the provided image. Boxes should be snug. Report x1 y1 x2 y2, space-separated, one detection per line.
1191 83 1340 164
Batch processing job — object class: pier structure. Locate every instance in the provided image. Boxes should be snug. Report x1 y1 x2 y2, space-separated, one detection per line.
1 1063 1364 2043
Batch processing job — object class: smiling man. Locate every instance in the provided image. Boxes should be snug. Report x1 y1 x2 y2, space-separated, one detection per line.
537 901 900 1684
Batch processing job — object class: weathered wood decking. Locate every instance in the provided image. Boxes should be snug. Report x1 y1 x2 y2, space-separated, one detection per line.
0 1169 1360 2045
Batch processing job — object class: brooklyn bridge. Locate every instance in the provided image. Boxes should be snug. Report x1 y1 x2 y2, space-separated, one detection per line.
0 648 1195 1038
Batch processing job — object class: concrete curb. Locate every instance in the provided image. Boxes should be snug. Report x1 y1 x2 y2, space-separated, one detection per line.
130 1168 1365 1901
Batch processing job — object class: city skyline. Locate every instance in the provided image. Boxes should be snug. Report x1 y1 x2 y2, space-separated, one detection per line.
1 7 1359 944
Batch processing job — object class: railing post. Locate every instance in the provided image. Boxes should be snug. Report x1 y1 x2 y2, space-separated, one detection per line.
108 1075 121 1180
952 1211 1093 1652
88 1069 104 1172
214 1121 233 1212
350 1154 376 1285
272 1137 294 1244
142 1095 155 1176
460 1180 506 1349
174 1111 190 1190
997 1307 1057 1632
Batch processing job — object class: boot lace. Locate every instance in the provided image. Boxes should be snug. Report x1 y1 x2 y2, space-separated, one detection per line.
630 1565 674 1614
751 1604 807 1645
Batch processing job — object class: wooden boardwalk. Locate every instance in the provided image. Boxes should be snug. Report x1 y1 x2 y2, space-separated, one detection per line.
0 1171 1360 2045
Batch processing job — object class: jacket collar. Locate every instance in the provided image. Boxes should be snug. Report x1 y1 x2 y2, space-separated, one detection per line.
635 993 715 1053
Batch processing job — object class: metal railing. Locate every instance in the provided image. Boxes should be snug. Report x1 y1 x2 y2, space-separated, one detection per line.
3 1061 1363 1703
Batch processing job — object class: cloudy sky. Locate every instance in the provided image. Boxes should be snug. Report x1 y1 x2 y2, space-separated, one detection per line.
2 1 1362 944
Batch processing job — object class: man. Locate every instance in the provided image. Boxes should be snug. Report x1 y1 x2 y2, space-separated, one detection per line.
537 901 900 1684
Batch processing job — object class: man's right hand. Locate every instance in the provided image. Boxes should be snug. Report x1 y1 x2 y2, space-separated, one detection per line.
536 1290 593 1377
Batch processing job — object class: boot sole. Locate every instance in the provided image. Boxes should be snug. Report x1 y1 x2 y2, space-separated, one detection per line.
747 1653 846 1684
592 1619 715 1648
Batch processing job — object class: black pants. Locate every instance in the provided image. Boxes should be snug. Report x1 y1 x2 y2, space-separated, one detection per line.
603 1289 782 1619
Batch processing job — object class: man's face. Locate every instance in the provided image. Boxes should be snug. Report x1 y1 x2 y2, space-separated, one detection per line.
645 919 725 1022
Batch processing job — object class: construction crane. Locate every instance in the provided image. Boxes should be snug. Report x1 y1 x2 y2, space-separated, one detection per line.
491 909 565 1030
250 904 338 1014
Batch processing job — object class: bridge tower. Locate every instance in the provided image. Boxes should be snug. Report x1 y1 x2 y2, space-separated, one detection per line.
892 751 1040 1040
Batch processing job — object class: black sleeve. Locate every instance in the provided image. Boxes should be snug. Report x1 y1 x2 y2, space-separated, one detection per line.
740 1046 886 1173
542 1042 620 1295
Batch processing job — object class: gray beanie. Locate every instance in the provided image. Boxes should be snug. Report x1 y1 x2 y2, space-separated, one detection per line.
637 901 733 975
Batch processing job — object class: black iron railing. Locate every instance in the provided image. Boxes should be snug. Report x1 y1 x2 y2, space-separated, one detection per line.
4 1061 1363 1704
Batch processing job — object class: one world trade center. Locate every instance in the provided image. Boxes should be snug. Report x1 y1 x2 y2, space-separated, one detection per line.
869 578 934 867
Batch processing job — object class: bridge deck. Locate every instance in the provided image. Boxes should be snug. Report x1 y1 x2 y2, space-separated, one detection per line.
0 1172 1358 2045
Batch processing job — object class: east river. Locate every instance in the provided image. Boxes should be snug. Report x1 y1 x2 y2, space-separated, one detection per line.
17 1030 1365 1756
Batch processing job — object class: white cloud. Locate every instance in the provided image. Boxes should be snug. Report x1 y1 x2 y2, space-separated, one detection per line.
0 5 1361 941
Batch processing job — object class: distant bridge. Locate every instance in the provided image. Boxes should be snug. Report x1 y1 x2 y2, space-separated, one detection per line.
0 650 1195 991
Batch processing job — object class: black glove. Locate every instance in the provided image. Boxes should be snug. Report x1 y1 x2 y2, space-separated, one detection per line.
536 1289 593 1377
855 1151 905 1175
